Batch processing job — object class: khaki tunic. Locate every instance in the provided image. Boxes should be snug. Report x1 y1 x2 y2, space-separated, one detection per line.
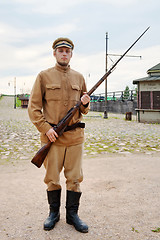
28 63 89 146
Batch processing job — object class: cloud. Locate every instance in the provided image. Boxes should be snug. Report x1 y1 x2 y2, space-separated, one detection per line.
7 0 136 5
4 0 142 15
0 22 77 44
0 0 160 96
0 41 54 74
0 19 77 77
0 42 159 95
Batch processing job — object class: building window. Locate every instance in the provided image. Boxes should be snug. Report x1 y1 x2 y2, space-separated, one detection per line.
141 91 150 109
153 91 160 109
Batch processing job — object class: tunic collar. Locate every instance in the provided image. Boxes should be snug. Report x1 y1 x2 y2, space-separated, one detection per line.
55 63 70 72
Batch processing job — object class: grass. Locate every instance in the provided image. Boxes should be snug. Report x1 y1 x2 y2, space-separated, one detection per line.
151 227 160 233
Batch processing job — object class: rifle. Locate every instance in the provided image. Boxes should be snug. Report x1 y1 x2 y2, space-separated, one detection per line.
31 27 150 168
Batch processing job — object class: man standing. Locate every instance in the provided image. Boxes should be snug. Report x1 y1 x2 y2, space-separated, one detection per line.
28 37 90 233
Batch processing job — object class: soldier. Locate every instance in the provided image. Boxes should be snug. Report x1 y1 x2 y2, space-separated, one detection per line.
28 37 90 233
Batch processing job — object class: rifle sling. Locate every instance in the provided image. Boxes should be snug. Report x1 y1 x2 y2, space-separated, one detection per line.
49 122 85 132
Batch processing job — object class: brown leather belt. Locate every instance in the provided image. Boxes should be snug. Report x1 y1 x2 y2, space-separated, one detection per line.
49 122 85 132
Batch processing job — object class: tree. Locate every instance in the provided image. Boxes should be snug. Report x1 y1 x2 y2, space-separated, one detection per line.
123 86 130 100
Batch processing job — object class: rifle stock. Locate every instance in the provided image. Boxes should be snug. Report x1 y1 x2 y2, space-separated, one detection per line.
31 141 52 168
31 27 149 168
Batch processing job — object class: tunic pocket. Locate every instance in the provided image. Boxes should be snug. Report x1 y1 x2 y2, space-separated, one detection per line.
70 84 81 101
45 84 61 101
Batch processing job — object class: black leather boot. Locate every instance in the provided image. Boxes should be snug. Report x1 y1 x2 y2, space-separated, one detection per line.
44 189 61 231
66 190 88 233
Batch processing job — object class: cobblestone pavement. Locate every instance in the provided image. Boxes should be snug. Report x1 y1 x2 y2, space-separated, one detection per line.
1 96 160 240
84 112 160 156
0 96 40 164
0 96 160 164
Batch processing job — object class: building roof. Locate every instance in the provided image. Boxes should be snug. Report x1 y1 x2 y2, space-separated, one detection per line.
133 63 160 84
133 75 160 84
147 63 160 74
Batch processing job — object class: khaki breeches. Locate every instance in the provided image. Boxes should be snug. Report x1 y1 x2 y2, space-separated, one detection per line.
42 143 84 192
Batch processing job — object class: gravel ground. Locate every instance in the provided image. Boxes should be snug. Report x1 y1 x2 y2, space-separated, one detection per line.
0 96 160 240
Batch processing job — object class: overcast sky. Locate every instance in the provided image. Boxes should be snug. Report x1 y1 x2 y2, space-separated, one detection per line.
0 0 160 95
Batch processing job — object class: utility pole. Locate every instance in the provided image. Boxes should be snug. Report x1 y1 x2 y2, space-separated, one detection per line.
103 32 142 119
104 32 108 119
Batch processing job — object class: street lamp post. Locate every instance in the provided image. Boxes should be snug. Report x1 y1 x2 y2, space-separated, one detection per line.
14 77 16 109
8 77 16 109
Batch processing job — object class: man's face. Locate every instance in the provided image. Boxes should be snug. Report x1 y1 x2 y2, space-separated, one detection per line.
54 47 72 66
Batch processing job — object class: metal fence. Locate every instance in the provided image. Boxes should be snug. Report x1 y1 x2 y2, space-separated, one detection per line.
90 90 137 102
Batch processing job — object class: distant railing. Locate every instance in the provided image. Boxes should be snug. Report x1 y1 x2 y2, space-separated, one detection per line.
90 90 137 102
